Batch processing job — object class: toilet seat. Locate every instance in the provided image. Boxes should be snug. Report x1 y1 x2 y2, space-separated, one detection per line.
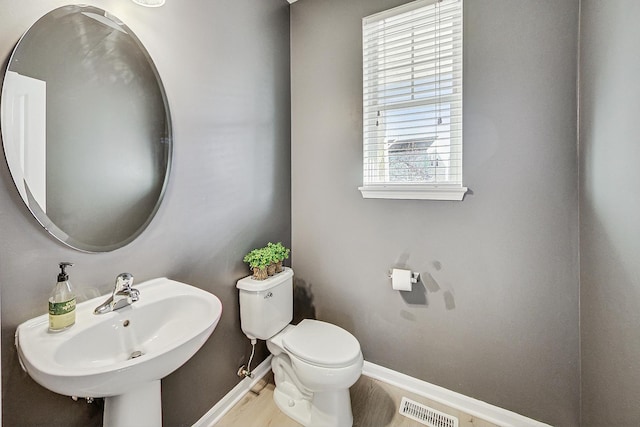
283 319 361 368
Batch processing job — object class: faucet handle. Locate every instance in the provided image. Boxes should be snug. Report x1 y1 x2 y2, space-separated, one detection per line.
129 287 140 303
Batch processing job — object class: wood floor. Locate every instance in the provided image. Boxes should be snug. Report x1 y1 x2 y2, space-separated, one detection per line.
214 372 501 427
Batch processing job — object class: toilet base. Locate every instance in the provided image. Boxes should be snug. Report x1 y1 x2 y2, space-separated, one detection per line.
273 383 354 427
311 389 353 427
273 384 312 426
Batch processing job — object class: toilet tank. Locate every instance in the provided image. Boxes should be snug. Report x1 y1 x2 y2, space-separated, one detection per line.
236 267 294 340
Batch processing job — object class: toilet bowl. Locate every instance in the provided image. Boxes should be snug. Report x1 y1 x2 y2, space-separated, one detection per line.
237 268 363 427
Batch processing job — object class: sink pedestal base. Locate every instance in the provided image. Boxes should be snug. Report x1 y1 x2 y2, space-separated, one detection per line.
104 380 161 427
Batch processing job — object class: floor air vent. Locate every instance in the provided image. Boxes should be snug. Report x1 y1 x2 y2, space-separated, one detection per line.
399 397 459 427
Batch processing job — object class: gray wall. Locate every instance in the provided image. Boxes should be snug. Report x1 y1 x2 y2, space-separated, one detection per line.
290 0 580 425
579 1 640 426
0 0 290 425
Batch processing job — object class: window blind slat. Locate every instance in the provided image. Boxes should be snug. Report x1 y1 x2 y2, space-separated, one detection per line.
363 0 459 23
363 17 461 48
364 103 462 118
363 57 462 84
363 21 460 51
363 41 462 64
363 1 460 35
364 126 463 139
363 50 461 80
364 83 461 104
364 116 463 131
363 29 461 60
364 115 463 130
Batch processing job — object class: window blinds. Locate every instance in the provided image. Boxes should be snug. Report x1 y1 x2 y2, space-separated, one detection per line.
361 0 465 199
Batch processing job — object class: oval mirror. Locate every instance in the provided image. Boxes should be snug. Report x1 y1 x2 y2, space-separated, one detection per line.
1 5 172 252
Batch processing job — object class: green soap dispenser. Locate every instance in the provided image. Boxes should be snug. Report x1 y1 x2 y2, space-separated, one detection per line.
49 262 76 331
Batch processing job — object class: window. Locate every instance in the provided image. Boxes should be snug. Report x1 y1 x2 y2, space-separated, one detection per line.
359 0 466 200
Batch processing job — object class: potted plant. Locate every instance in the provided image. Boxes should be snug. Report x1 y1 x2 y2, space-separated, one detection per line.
243 248 271 280
268 242 290 273
266 244 277 277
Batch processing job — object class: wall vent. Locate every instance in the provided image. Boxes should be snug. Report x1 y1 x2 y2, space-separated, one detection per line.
399 397 459 427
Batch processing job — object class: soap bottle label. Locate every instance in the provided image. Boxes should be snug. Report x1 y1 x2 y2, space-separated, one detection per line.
49 298 76 330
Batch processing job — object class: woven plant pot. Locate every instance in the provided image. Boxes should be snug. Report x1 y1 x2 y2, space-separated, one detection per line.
275 261 283 273
267 263 277 276
252 267 268 280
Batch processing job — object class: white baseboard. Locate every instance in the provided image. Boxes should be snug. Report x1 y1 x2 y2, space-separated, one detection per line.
193 355 273 427
363 361 552 427
195 357 551 427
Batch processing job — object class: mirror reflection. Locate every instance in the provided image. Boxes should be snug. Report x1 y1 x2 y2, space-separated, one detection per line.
1 5 172 252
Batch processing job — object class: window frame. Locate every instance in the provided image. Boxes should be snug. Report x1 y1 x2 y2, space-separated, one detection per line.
359 0 467 201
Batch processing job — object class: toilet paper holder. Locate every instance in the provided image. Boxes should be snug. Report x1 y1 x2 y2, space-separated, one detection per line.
387 269 420 283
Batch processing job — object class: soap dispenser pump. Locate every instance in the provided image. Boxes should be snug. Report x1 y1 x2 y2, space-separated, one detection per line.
49 262 76 331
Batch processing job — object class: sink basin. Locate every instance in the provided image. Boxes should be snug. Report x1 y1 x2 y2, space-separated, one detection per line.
15 277 222 426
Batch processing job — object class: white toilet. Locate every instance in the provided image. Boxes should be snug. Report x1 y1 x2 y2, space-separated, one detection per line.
237 267 363 427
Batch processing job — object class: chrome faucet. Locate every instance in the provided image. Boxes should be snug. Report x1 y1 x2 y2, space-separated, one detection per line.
94 273 140 315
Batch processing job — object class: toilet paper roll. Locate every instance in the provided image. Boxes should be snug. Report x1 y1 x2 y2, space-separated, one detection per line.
391 268 413 291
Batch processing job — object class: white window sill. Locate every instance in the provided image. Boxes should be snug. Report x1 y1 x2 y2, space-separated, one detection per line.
358 185 468 201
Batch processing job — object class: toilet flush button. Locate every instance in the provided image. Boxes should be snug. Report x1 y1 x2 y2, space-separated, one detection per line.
288 399 295 407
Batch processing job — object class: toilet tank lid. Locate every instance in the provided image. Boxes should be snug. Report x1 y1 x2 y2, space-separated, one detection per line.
283 319 362 368
236 267 294 292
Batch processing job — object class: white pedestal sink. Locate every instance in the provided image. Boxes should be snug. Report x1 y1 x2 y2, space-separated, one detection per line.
15 277 223 427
